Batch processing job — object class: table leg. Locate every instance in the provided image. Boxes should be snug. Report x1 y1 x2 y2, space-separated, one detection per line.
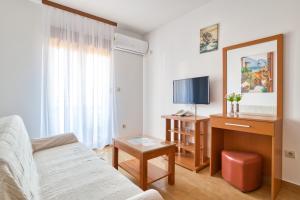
168 147 175 185
112 145 118 169
140 156 148 190
210 128 224 176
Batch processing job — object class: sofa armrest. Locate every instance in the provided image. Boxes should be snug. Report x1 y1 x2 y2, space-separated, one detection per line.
126 189 164 200
31 133 79 153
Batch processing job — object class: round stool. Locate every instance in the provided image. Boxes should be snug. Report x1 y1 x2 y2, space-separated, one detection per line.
222 150 263 192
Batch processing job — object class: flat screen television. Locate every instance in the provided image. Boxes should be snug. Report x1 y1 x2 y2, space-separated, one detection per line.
173 76 210 104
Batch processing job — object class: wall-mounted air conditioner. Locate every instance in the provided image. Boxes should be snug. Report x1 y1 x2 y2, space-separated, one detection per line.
113 33 148 56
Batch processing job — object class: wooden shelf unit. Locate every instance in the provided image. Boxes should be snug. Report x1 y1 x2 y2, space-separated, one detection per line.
162 115 209 172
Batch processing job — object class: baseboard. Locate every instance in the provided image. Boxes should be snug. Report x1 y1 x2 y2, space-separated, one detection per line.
282 180 300 188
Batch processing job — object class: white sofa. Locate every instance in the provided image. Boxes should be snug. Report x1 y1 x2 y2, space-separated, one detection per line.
0 115 163 200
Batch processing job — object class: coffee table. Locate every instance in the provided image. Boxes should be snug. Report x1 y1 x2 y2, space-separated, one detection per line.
112 136 176 190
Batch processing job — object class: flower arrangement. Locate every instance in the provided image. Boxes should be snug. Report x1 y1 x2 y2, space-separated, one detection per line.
225 93 243 114
234 93 243 114
225 93 236 103
235 93 243 102
225 93 236 115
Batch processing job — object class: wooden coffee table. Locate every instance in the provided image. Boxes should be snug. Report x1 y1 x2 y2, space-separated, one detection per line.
112 136 176 190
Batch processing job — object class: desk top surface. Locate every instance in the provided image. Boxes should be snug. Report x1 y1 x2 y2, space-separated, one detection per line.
114 136 175 153
210 113 281 122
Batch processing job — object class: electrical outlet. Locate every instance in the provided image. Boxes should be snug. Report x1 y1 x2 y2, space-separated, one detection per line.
285 150 296 159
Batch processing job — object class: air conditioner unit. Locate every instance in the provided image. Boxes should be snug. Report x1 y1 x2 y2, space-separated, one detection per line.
113 33 148 56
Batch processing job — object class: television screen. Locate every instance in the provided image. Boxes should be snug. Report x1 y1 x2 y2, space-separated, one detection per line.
173 76 210 104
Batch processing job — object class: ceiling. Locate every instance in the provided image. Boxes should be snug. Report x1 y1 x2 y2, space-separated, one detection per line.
49 0 211 35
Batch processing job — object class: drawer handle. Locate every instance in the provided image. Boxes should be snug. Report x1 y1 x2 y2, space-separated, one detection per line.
225 123 251 128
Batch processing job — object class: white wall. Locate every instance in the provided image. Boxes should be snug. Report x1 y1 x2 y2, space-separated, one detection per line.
0 0 144 140
114 50 143 136
143 0 300 185
0 0 43 138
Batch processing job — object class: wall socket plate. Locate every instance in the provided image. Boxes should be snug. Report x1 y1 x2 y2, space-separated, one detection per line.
284 150 296 159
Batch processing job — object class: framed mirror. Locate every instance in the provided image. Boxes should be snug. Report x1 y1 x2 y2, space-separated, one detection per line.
223 34 283 117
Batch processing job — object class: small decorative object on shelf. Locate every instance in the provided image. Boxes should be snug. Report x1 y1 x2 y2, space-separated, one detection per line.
235 93 243 114
225 93 236 115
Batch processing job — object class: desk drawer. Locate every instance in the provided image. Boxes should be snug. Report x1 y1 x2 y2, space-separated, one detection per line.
211 117 274 136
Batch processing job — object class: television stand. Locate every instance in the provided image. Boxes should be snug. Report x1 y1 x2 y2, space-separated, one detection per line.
161 115 209 172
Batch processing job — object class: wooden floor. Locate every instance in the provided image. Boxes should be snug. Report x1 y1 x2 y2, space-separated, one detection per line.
96 147 300 200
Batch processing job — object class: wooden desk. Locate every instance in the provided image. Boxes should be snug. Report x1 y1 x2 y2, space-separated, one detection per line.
210 114 282 200
113 136 176 190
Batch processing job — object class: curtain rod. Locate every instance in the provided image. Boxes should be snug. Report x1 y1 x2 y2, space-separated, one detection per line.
42 0 118 27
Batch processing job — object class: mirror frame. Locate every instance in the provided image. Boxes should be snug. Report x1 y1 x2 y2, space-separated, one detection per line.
223 34 283 118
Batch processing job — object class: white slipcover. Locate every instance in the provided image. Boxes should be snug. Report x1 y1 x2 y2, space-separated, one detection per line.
0 115 40 200
0 115 164 200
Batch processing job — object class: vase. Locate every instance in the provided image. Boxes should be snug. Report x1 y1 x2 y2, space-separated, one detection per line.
236 103 240 114
230 102 234 115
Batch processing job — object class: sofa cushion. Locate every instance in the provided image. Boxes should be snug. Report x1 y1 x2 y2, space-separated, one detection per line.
0 115 40 200
34 142 142 200
32 133 79 153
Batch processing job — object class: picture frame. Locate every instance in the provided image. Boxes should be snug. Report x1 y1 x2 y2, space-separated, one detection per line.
241 51 274 93
200 24 219 54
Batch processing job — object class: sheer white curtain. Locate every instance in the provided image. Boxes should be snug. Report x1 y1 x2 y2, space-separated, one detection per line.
41 6 117 148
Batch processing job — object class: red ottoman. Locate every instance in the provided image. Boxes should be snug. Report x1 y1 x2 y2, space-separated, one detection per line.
222 150 262 192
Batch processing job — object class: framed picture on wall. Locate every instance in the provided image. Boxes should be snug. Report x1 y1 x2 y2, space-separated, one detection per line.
200 24 219 54
241 52 274 93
